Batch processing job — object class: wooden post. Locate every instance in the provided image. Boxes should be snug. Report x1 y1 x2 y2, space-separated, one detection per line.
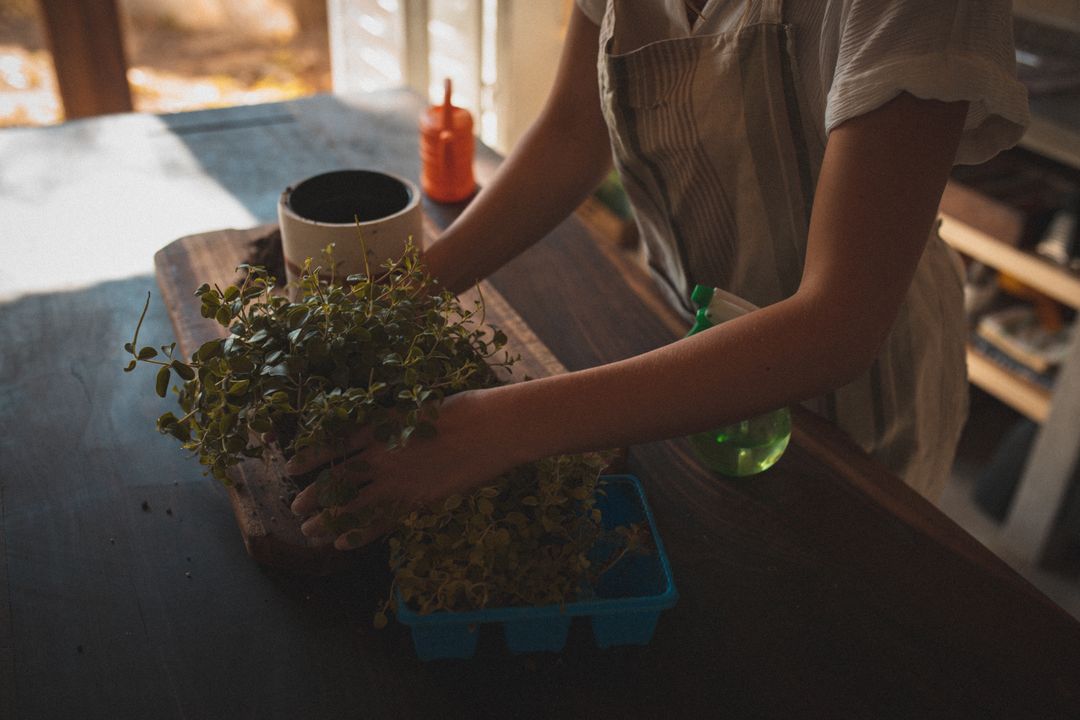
37 0 133 120
1001 326 1080 566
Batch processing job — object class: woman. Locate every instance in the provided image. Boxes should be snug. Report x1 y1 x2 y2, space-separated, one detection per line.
291 0 1029 547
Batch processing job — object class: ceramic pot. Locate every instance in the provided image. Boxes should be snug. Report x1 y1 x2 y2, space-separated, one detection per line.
278 169 423 283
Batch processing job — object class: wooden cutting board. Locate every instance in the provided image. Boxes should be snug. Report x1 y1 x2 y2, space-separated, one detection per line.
153 222 568 574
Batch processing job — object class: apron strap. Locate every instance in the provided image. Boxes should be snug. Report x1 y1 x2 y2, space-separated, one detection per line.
759 0 783 24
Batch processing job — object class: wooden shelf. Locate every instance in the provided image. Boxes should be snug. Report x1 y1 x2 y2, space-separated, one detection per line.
937 182 1077 425
965 344 1052 423
937 212 1080 310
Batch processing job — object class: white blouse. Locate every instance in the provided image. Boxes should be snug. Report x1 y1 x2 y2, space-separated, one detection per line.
576 0 1030 165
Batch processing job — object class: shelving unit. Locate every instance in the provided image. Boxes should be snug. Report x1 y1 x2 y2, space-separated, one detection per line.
937 156 1080 566
936 196 1080 424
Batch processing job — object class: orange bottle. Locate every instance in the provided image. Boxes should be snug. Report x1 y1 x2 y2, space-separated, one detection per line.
420 78 477 203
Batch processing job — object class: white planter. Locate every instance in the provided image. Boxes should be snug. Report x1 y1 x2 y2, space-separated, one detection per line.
278 169 423 284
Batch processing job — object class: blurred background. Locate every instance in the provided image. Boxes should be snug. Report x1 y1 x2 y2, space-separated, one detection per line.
0 0 574 154
0 0 331 126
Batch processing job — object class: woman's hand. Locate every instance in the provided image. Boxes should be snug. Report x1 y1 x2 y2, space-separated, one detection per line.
287 388 525 549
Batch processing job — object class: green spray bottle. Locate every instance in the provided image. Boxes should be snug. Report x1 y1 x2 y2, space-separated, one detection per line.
685 285 791 476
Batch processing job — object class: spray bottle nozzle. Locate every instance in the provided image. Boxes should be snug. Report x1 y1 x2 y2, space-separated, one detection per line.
690 284 714 310
686 284 716 337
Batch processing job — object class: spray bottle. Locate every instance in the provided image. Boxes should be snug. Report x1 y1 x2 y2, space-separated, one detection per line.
685 285 791 476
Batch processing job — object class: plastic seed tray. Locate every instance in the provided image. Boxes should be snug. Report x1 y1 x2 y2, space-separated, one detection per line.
395 474 678 661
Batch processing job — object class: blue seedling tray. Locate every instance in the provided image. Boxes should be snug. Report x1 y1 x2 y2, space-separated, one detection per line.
394 475 678 661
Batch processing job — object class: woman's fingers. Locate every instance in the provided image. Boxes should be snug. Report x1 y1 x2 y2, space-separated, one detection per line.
285 425 374 475
289 455 369 515
290 484 318 516
297 480 405 539
299 510 333 538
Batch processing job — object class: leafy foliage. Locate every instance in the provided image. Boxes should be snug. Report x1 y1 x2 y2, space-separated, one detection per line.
127 239 644 620
388 453 611 616
125 240 512 481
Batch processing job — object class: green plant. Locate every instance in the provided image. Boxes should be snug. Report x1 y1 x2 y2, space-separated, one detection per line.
386 453 607 622
125 240 511 480
126 240 641 621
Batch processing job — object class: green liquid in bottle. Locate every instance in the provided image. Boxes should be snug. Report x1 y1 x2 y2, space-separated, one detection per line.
689 407 791 477
684 284 792 477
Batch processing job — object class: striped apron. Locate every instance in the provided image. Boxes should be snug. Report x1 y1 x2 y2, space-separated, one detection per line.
597 0 968 498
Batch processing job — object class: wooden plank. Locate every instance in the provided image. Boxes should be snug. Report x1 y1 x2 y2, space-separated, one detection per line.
1003 326 1080 564
939 181 1025 248
37 0 133 119
154 223 567 573
938 211 1080 309
966 345 1052 423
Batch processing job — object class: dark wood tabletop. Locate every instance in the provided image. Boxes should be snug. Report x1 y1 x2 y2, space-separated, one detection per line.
2 90 1079 720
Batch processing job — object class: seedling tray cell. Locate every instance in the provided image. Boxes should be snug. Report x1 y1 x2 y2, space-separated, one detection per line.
395 475 677 660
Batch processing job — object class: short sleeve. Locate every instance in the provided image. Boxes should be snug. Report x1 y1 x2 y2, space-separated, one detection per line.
823 0 1030 165
575 0 606 26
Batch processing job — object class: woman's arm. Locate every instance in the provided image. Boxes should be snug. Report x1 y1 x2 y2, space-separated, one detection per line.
293 92 967 548
422 5 613 293
493 92 969 453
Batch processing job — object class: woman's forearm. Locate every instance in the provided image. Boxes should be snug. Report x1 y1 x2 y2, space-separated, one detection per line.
483 292 857 464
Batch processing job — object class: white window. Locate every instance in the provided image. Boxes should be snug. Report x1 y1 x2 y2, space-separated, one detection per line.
329 0 572 154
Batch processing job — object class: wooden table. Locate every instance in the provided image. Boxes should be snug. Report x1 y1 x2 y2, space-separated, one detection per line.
2 91 1079 719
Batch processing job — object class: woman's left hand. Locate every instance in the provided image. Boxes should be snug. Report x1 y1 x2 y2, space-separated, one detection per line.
287 388 524 550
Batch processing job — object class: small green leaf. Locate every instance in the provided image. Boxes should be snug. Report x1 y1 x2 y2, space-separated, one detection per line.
155 366 170 397
168 422 191 442
228 380 250 396
171 361 195 381
260 364 288 378
137 346 158 360
123 359 137 372
195 340 222 362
